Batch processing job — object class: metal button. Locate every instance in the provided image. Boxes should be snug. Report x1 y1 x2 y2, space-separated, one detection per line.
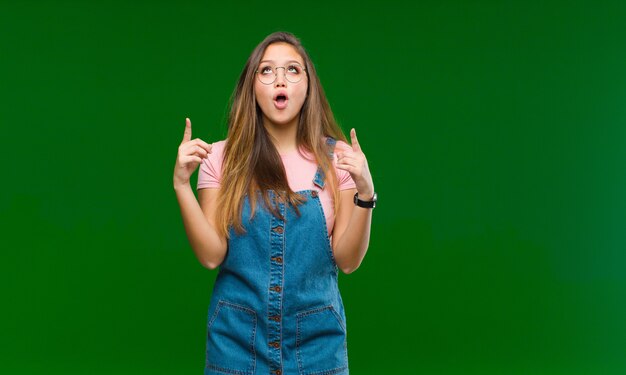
311 190 318 198
273 226 284 234
269 341 280 348
271 256 283 263
274 369 282 375
271 285 282 293
269 315 281 322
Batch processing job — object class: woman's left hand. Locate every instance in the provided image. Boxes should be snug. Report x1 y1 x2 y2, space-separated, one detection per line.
336 128 375 199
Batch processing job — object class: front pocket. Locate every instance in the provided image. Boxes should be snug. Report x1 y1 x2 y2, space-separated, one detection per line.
296 305 348 375
206 300 257 375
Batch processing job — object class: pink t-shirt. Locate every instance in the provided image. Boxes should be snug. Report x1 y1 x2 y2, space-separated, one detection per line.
197 139 356 235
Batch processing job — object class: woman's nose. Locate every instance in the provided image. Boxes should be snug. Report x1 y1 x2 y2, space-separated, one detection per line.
274 68 287 87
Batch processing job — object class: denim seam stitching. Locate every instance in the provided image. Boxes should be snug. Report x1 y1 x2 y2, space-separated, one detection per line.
295 305 348 375
279 201 285 371
206 300 257 375
311 192 340 273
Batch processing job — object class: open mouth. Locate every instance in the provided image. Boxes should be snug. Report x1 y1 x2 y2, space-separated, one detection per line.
273 92 289 109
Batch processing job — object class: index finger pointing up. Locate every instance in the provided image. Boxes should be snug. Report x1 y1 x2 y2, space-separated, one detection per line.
350 128 362 152
182 117 192 144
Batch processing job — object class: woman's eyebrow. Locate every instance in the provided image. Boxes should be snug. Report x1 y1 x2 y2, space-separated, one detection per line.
259 59 303 65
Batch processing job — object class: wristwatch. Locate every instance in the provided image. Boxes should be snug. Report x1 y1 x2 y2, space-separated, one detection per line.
353 192 377 208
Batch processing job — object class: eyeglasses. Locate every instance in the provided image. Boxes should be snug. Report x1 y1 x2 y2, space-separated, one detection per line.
255 62 307 85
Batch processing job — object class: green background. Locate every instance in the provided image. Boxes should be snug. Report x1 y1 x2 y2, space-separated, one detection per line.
2 0 626 374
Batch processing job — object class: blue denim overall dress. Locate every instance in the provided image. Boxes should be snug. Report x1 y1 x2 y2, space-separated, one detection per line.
204 138 349 375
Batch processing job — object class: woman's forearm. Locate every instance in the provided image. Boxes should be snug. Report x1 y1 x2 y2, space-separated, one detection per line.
333 205 373 274
174 183 227 269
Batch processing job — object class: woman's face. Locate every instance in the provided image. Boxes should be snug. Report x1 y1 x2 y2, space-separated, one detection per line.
254 42 308 128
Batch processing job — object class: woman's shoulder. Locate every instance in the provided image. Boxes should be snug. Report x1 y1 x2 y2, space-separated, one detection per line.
333 139 357 189
198 139 227 188
211 139 227 151
205 139 227 160
200 139 227 168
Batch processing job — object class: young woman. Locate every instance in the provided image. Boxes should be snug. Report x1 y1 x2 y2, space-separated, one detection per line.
173 31 375 375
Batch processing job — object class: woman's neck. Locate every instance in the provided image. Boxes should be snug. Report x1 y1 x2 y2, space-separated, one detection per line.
263 116 298 155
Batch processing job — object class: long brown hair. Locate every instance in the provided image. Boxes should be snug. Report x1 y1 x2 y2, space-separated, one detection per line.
216 31 347 237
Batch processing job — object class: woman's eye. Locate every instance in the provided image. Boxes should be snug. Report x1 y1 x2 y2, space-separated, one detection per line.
288 65 301 74
260 66 273 75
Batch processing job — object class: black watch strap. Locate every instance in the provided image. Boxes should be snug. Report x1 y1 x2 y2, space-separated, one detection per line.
353 192 377 208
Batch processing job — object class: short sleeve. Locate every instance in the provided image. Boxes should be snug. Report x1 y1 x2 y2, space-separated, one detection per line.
334 140 357 191
197 140 226 190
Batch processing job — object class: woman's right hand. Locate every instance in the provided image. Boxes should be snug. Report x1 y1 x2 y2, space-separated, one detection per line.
173 118 213 189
